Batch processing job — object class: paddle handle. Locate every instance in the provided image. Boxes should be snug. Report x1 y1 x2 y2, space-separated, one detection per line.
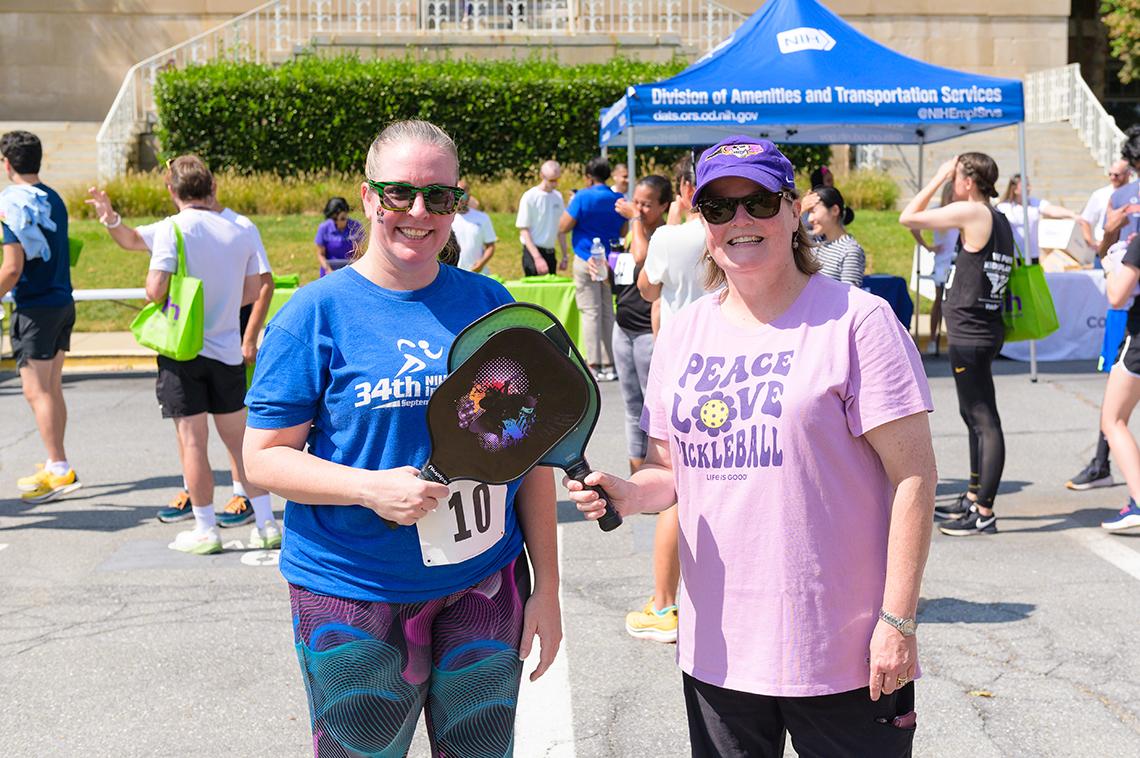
566 459 623 532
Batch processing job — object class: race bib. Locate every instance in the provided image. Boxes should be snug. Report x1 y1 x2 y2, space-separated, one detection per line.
417 481 507 567
613 252 636 286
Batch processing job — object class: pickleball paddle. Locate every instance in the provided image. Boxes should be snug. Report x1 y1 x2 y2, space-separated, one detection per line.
420 326 588 486
450 303 624 531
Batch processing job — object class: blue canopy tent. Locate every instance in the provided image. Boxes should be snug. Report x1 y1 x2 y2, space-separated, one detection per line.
599 0 1040 374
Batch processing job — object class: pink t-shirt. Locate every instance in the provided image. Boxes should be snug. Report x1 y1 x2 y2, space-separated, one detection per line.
642 275 933 696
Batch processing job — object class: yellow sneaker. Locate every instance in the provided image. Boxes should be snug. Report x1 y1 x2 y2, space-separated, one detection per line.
16 464 50 493
20 468 82 504
625 599 678 643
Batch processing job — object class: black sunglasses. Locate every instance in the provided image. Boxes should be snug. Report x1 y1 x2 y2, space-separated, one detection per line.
366 180 466 215
697 190 792 225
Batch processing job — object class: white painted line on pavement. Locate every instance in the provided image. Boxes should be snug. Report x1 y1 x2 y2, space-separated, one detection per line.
1070 528 1140 582
0 544 8 552
515 524 576 757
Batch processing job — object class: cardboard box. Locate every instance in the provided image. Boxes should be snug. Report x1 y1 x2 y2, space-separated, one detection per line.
1039 219 1095 264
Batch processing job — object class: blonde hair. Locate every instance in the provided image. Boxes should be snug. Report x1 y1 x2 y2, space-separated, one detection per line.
701 192 821 291
355 120 460 262
364 120 459 181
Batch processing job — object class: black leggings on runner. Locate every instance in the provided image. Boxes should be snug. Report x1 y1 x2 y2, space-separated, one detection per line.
949 343 1005 509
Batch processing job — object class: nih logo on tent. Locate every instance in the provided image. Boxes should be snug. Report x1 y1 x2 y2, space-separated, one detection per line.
777 27 837 54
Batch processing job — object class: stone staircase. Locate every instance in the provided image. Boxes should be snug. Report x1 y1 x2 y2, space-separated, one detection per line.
879 122 1109 211
0 121 101 192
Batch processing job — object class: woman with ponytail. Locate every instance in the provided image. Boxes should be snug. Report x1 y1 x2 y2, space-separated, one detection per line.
901 152 1014 537
804 186 866 286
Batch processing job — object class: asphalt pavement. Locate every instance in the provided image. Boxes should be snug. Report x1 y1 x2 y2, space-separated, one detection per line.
2 354 1140 757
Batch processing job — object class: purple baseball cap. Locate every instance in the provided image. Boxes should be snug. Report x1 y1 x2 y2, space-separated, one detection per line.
693 137 796 203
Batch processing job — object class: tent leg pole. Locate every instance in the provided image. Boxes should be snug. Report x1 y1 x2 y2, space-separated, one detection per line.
1018 122 1037 383
627 128 636 199
601 146 608 159
913 141 925 342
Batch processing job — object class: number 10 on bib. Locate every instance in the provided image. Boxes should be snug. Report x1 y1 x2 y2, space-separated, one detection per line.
417 480 508 566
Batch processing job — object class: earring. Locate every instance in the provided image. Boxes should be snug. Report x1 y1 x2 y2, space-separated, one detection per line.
792 231 800 247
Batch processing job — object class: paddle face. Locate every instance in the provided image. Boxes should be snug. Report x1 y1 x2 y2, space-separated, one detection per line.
449 303 601 470
423 327 588 485
449 304 623 531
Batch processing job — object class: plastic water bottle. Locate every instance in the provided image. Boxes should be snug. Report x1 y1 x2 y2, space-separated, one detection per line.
589 238 607 282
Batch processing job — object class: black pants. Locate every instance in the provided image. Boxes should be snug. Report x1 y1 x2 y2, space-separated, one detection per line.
949 343 1005 508
522 246 557 277
684 673 915 758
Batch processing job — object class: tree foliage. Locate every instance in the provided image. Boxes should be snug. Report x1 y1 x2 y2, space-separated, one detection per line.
1102 0 1140 84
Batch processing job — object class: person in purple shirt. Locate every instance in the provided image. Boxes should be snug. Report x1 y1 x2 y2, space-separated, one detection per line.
314 196 363 276
558 157 626 380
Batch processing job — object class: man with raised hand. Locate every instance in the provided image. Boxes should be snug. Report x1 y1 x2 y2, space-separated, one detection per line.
0 130 82 504
89 156 277 555
87 181 275 532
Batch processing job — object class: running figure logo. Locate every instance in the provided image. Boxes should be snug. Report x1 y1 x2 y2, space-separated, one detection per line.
396 339 444 377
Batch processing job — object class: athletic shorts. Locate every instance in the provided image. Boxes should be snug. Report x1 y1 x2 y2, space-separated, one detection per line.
155 354 246 419
10 302 75 368
1115 333 1140 378
684 673 916 758
289 554 529 757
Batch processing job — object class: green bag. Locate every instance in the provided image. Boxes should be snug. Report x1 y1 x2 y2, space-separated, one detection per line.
130 222 204 360
1002 239 1059 343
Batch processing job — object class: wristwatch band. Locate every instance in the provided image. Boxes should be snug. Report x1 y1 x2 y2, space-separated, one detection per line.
878 609 917 636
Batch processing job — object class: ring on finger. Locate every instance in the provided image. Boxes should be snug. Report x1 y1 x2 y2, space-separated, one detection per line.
896 675 908 686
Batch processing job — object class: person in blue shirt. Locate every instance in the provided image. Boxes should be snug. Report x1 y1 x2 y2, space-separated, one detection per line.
0 130 82 504
559 156 626 381
243 120 561 757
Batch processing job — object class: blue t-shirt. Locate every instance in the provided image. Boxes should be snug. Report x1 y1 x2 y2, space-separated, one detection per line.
1106 180 1140 242
246 264 524 602
567 184 625 260
1 183 72 308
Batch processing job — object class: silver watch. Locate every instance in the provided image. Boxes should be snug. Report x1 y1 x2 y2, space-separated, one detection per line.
878 609 917 636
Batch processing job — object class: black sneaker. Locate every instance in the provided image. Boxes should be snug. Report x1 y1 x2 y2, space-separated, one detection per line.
1065 460 1113 491
939 505 997 536
934 493 972 521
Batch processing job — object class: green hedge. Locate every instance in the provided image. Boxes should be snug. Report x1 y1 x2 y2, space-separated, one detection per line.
155 56 829 179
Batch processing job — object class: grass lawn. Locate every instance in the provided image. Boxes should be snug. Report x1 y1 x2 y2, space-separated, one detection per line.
64 210 915 331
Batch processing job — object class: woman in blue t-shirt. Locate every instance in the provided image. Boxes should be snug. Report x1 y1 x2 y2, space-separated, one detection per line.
244 120 561 757
314 196 363 276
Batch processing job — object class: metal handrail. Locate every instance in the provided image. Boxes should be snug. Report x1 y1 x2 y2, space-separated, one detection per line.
1025 62 1126 171
96 0 747 179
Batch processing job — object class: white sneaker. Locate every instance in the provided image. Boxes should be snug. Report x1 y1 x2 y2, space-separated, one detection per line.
250 520 282 550
168 527 222 555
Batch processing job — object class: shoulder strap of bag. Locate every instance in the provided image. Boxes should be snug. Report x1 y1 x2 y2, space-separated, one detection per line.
171 221 187 278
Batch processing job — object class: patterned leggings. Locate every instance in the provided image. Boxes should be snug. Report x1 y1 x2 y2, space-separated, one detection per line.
290 555 530 758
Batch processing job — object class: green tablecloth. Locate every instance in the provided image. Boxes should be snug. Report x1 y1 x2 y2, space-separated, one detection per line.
502 275 585 354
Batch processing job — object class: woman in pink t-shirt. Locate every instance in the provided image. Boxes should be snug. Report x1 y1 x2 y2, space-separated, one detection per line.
567 137 936 756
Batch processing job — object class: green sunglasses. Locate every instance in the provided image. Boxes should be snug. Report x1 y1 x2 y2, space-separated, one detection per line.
366 180 466 215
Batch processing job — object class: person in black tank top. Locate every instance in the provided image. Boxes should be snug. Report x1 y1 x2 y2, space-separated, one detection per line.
1098 234 1140 531
901 153 1010 536
609 175 672 471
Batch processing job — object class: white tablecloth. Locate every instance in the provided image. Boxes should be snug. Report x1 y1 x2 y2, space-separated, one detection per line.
1001 270 1107 362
